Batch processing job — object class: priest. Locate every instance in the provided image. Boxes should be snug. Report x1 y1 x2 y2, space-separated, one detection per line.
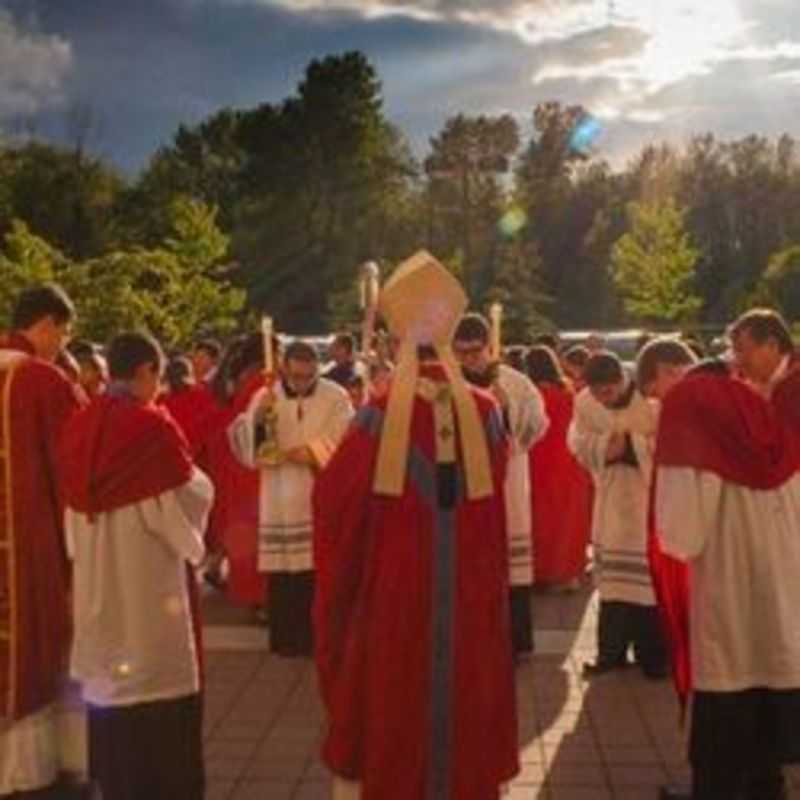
313 251 518 800
452 313 548 658
568 351 666 679
229 339 352 656
0 284 84 797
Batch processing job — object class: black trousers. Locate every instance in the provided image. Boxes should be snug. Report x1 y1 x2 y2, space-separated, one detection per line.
88 693 204 800
267 570 315 657
690 688 800 800
510 586 534 656
596 600 667 676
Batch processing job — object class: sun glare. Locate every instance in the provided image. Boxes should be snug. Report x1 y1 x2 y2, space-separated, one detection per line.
621 0 748 89
525 0 750 97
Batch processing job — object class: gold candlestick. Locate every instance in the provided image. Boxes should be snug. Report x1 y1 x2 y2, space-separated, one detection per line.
261 316 274 375
255 315 283 467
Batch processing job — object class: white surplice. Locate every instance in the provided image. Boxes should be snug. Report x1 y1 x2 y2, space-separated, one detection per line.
229 378 353 573
65 468 212 707
568 385 658 605
497 364 549 586
656 467 800 692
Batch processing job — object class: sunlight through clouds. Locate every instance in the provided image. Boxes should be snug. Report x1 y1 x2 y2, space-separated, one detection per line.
0 10 73 118
530 0 751 93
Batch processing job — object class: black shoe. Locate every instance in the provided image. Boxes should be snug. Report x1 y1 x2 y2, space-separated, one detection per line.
582 660 619 677
658 784 691 800
203 569 226 592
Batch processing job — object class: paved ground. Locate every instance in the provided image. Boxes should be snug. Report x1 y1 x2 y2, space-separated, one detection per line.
198 583 800 800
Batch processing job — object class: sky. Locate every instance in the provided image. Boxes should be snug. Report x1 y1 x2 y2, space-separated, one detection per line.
1 0 800 173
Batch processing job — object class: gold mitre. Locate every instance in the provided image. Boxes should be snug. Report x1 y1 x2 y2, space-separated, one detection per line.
373 250 494 500
379 250 467 345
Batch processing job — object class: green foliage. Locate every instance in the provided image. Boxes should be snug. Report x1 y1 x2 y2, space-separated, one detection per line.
424 114 519 299
5 53 800 336
163 195 229 268
0 141 123 259
0 220 71 324
483 238 552 342
756 244 800 318
611 200 702 324
0 199 244 347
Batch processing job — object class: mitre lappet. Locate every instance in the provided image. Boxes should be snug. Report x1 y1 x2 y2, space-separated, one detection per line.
373 249 493 500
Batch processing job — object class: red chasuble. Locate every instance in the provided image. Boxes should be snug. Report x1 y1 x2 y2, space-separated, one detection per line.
202 381 264 608
160 383 220 459
529 383 592 584
313 371 518 800
651 368 800 707
0 334 84 720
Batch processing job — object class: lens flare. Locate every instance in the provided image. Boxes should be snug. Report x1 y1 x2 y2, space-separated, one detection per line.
498 207 527 238
569 115 603 156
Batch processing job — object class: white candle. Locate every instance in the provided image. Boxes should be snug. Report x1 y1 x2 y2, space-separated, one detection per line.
360 261 379 310
262 316 274 375
489 302 503 360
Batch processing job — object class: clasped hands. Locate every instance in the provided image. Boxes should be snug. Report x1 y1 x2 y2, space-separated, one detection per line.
605 431 628 462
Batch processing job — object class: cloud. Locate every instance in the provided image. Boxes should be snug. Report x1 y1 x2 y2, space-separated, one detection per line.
4 0 800 174
0 10 73 118
244 0 604 38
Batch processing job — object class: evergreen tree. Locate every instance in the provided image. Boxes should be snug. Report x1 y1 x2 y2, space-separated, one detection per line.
611 200 702 324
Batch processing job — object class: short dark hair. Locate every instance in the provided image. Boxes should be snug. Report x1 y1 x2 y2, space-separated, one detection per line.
504 345 527 372
454 313 490 345
683 337 707 359
563 344 589 368
209 333 264 406
635 332 654 353
532 333 559 350
165 356 195 393
107 332 164 380
584 351 624 387
55 349 80 382
283 340 318 364
526 345 567 387
68 338 96 360
332 333 355 354
194 338 221 361
729 308 794 355
11 284 75 330
636 338 697 390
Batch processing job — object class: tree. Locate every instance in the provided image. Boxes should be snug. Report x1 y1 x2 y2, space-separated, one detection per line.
0 220 72 325
424 114 519 300
0 141 123 259
554 161 626 326
611 200 702 324
755 244 800 319
120 108 246 247
515 102 604 317
231 51 418 332
483 236 552 342
0 198 244 347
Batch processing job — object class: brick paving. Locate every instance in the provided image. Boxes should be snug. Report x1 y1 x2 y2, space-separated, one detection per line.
197 585 800 799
